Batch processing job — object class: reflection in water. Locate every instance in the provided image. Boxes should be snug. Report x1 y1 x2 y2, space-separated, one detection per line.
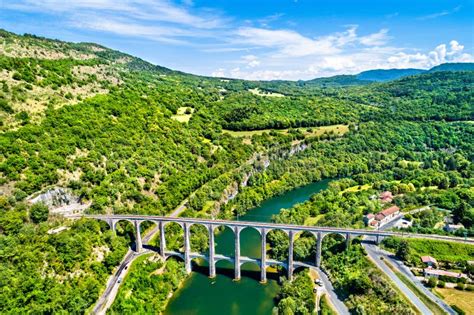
165 179 330 315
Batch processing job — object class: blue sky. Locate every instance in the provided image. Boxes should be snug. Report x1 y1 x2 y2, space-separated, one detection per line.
2 0 473 80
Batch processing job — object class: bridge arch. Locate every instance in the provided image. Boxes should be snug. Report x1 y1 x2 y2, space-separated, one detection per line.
213 225 235 258
266 228 290 261
321 232 347 258
293 231 317 263
240 226 262 259
188 223 209 254
165 252 184 262
164 221 184 253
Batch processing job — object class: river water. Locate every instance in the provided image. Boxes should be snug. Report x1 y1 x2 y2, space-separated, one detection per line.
164 179 331 315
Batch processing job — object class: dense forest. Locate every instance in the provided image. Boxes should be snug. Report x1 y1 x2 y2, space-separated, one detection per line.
0 29 473 314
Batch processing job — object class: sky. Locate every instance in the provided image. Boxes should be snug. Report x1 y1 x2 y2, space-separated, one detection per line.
1 0 473 80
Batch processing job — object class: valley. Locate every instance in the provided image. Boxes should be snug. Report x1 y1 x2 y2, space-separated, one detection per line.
0 29 473 315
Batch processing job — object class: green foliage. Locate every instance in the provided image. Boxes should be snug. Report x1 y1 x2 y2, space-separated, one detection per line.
110 255 187 314
0 218 128 313
0 29 473 314
29 202 49 223
322 245 415 314
382 237 474 265
277 271 315 314
427 277 438 288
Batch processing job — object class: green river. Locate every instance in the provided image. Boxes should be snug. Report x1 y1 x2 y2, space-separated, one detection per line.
164 179 331 315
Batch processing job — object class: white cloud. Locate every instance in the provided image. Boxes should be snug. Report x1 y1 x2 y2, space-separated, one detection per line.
387 40 473 69
359 29 390 46
214 39 473 80
417 5 462 20
7 0 225 28
234 26 389 58
241 55 260 68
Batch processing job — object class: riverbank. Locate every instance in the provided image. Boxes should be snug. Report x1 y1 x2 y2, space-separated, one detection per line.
165 180 332 314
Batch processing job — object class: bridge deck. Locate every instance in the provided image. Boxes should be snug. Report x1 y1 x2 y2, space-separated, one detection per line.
78 214 474 244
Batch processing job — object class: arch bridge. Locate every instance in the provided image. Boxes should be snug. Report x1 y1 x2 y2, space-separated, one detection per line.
81 214 474 282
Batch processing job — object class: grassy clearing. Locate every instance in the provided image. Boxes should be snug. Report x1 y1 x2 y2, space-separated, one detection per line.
248 88 285 97
339 183 372 195
435 288 474 315
383 260 446 315
223 124 349 138
171 106 194 123
304 215 324 226
405 239 474 262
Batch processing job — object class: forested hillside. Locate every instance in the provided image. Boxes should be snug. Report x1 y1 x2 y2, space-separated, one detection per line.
0 30 473 314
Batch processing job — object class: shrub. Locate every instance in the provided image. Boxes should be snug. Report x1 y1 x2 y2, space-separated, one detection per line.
30 202 49 223
465 285 474 292
427 277 438 288
437 280 446 288
12 72 21 80
455 283 465 290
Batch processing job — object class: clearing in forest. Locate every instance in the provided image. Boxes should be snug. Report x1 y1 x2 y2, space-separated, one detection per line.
171 107 194 122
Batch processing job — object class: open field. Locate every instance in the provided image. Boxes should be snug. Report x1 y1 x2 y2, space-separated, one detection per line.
405 239 474 262
339 183 372 194
435 288 474 315
248 88 285 97
223 124 349 138
171 107 194 122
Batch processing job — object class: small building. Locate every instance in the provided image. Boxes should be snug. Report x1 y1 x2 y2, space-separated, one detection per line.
421 256 437 267
380 191 393 203
423 268 468 280
364 213 375 225
444 223 464 233
364 206 400 227
375 206 400 225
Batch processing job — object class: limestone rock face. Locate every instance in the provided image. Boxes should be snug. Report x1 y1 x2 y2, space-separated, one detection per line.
28 188 90 215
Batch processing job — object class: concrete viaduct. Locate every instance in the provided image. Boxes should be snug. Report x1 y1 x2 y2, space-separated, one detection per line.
81 214 474 282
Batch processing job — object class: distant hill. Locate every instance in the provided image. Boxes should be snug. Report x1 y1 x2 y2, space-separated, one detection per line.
355 62 474 82
356 68 425 82
303 75 372 87
428 62 474 72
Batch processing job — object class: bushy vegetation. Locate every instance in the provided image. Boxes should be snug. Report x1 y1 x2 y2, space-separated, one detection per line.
110 255 187 314
0 214 128 313
382 237 474 266
276 271 315 314
0 29 473 313
323 244 415 314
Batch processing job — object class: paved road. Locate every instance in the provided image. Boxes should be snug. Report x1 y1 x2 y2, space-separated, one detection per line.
363 242 433 315
363 211 456 315
315 268 350 315
369 244 456 315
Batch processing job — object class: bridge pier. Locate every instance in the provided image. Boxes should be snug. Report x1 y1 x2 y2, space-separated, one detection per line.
108 219 116 234
159 221 166 258
184 223 191 274
260 228 267 283
234 226 241 280
288 230 294 280
346 232 352 249
209 225 216 278
134 221 142 252
375 234 382 244
316 232 322 268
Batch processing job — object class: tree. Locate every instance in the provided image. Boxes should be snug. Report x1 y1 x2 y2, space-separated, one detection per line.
427 277 437 288
278 297 297 315
395 240 411 262
30 202 49 223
